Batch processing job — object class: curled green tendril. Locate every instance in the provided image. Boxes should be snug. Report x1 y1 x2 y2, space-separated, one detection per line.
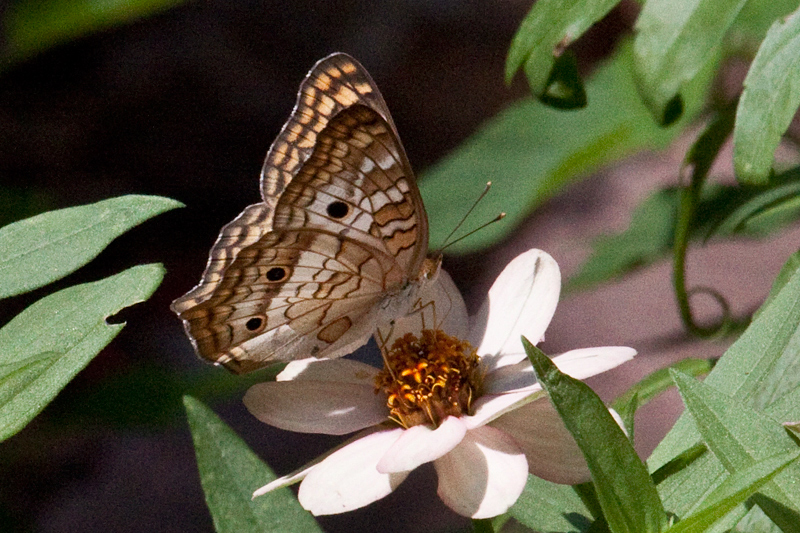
673 105 736 338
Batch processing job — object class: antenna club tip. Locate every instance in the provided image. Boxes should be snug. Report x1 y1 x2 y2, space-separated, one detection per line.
497 212 506 220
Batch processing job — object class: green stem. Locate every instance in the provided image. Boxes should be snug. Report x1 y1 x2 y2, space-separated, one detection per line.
472 518 495 533
672 106 736 338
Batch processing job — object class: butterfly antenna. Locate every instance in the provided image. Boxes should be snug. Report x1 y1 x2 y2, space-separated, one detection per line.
440 212 506 252
438 181 494 251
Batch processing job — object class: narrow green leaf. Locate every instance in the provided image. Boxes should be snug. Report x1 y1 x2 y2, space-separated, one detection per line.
665 451 800 533
750 494 800 533
0 195 183 299
671 370 800 518
650 259 800 470
3 0 188 66
505 0 619 101
614 391 638 443
756 252 800 322
565 184 739 292
568 164 800 293
183 396 322 533
523 338 667 533
649 263 800 522
741 192 800 235
712 177 800 237
611 359 713 416
423 41 712 254
0 264 164 441
633 0 741 125
732 504 783 533
565 189 677 292
734 8 800 184
510 474 593 532
730 0 800 44
650 442 708 486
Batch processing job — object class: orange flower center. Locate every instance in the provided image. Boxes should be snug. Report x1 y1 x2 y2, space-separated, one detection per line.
375 329 482 428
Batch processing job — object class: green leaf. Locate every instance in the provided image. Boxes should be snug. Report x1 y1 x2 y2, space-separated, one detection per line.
649 260 800 520
614 391 638 443
523 338 667 533
422 41 712 254
671 370 800 522
732 227 800 319
750 494 800 533
183 396 322 533
505 0 619 102
60 363 279 429
566 189 678 292
734 7 800 184
729 0 800 44
712 175 800 237
732 504 783 533
0 264 165 441
510 474 593 532
633 0 741 125
665 451 800 533
3 0 188 66
0 195 183 299
742 192 800 235
611 358 713 416
567 170 800 293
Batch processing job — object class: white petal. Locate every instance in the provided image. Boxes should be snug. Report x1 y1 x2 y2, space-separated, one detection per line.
550 346 637 380
377 269 468 350
482 357 537 394
464 388 545 429
254 464 315 497
474 249 561 365
482 346 635 395
489 396 591 485
243 380 387 435
434 425 528 518
377 416 467 473
253 426 391 497
298 428 408 515
277 358 379 383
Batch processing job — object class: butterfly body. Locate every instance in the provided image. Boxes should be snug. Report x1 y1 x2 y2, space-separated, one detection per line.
172 54 439 374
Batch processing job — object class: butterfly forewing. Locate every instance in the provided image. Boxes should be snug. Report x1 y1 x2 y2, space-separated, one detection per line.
260 53 405 205
274 104 428 276
172 53 431 373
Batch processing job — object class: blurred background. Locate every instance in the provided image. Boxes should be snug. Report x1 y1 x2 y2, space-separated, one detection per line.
1 1 799 531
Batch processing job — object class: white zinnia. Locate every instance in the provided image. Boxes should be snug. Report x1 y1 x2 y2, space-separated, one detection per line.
244 249 635 518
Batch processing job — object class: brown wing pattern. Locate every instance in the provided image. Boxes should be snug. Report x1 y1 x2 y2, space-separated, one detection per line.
274 104 428 276
260 54 403 204
175 229 405 373
171 53 429 373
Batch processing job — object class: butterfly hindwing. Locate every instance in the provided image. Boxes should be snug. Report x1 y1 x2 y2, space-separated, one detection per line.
176 229 404 373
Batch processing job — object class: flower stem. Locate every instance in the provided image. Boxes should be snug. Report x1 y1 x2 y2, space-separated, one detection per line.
471 518 495 533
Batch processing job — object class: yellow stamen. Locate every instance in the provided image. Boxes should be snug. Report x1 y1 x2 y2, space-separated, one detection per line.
375 329 482 429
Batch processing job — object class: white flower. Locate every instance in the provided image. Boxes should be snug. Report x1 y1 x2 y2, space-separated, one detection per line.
244 249 635 518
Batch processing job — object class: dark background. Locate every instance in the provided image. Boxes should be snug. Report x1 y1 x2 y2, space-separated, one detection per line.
2 1 798 532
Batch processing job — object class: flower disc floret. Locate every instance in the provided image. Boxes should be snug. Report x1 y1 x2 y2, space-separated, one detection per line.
376 329 482 428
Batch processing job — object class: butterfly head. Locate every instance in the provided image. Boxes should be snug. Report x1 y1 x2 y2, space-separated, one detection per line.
421 254 442 282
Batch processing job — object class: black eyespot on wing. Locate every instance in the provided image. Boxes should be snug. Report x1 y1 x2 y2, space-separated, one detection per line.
266 267 286 281
326 201 349 219
246 317 264 331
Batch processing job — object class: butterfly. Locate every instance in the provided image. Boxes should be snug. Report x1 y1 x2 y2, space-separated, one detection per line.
171 53 444 374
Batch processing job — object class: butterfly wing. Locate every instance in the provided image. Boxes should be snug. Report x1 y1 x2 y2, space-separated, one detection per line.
172 54 429 373
174 229 402 373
